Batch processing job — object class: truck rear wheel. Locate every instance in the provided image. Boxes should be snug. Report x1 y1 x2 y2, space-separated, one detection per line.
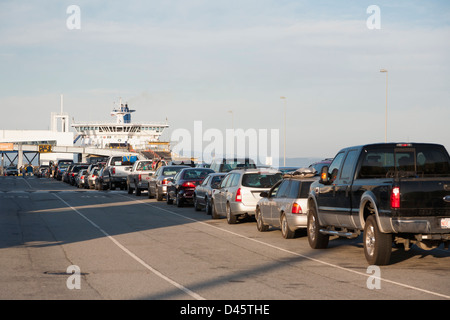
364 215 392 265
307 203 329 249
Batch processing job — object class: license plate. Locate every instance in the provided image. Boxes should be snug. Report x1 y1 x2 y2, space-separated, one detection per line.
441 218 450 229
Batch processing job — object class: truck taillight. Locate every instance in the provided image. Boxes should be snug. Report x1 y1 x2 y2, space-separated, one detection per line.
292 202 302 214
138 174 142 181
235 188 242 202
162 179 168 185
391 187 400 208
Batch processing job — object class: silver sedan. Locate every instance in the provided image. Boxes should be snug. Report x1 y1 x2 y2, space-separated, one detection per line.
256 177 315 239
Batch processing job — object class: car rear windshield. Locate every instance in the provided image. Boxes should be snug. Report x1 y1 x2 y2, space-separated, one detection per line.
183 169 212 179
162 167 185 176
242 173 282 188
359 145 450 178
136 161 152 170
221 159 256 172
110 156 135 166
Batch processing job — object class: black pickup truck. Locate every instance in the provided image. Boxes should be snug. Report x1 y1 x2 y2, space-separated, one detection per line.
307 143 450 265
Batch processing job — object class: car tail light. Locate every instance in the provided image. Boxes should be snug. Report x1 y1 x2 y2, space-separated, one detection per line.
292 202 302 214
138 174 142 181
182 181 196 188
162 178 168 185
235 188 242 202
391 187 400 208
111 167 115 174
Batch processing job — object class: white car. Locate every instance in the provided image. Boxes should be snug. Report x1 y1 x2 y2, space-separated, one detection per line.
211 169 282 224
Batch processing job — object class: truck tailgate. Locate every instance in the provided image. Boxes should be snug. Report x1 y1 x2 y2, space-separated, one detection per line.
397 178 450 217
113 166 133 177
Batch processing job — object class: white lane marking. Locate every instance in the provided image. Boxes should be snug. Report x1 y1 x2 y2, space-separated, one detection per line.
52 193 205 300
21 178 33 188
123 195 450 300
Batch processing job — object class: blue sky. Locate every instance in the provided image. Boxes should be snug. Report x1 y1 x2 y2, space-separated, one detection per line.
1 1 449 159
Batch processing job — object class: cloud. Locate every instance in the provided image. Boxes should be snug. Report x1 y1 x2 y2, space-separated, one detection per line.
0 1 449 156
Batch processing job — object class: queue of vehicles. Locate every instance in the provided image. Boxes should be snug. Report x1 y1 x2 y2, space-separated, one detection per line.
19 142 450 266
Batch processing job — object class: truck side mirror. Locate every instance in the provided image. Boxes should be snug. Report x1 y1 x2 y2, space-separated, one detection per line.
260 191 268 198
319 166 329 184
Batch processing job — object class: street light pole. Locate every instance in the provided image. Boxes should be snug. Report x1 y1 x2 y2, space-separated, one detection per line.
280 96 287 166
380 69 388 143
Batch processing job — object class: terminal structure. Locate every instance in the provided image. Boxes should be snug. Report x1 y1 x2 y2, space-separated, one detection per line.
0 96 171 170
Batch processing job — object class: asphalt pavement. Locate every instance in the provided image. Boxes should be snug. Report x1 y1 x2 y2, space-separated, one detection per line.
0 175 449 305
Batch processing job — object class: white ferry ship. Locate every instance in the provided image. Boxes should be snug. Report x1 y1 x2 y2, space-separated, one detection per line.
71 100 169 153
